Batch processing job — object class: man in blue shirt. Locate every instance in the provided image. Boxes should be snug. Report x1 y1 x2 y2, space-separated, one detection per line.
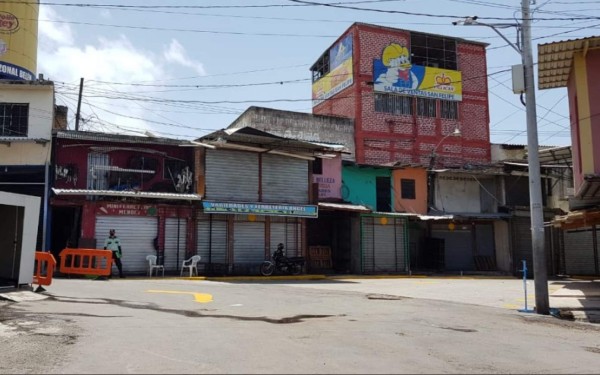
104 229 125 278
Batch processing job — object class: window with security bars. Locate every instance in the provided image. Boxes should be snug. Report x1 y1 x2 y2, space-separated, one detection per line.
416 98 436 117
374 93 413 115
440 100 459 120
0 103 29 137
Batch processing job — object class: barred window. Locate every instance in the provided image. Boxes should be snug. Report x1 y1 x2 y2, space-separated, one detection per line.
374 93 413 115
416 98 436 117
440 100 459 120
0 103 28 137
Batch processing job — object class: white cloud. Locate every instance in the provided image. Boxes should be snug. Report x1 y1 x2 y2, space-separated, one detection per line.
163 39 206 76
38 6 74 48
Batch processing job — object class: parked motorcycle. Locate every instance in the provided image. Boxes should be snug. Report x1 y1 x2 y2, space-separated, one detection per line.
260 243 305 276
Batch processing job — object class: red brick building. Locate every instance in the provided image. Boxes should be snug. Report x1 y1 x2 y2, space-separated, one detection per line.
311 23 490 168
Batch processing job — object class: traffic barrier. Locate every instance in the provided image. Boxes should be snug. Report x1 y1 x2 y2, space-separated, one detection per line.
59 248 113 276
33 251 57 287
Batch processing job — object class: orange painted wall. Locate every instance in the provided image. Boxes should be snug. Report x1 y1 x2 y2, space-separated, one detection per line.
392 167 428 214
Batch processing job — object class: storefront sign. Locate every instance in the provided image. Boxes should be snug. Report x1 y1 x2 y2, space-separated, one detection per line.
97 203 158 216
203 201 318 218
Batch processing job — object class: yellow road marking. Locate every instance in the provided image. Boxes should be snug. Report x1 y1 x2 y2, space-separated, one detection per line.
503 303 521 309
146 290 213 303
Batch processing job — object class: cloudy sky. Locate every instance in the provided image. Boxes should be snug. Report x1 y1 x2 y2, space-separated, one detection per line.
35 0 600 146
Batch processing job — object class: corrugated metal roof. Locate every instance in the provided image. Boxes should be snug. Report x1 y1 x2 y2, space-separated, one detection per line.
52 188 202 201
538 36 600 89
54 130 187 146
0 137 50 144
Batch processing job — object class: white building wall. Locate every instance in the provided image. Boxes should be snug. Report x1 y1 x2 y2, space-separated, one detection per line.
434 174 481 213
0 81 54 165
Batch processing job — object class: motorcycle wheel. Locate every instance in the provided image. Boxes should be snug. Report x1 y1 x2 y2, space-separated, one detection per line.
290 263 302 276
260 261 275 276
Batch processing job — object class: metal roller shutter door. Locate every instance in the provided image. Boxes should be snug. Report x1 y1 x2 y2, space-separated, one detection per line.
205 149 259 202
262 154 308 204
431 224 474 271
269 217 302 258
564 228 596 275
165 218 187 273
361 217 375 272
196 214 227 265
233 215 265 263
361 217 407 273
95 216 158 275
512 218 533 276
511 217 555 277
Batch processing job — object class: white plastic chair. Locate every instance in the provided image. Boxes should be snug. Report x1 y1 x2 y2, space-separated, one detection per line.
146 255 164 277
180 255 201 277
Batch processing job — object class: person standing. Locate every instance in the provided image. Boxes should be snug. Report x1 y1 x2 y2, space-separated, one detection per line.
104 229 125 278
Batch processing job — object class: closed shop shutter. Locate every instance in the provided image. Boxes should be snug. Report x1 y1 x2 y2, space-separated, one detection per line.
512 217 533 276
233 215 265 263
205 149 259 202
165 218 187 273
362 216 375 272
431 223 474 271
262 154 308 204
361 216 407 273
196 213 227 265
511 217 555 277
564 227 596 275
95 216 158 274
474 223 496 271
269 216 302 258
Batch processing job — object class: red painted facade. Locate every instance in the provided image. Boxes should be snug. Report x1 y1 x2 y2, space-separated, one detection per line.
313 23 491 167
50 132 198 260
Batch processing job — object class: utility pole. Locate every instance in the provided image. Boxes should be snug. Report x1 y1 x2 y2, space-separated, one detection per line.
521 0 549 315
75 77 84 131
453 0 550 315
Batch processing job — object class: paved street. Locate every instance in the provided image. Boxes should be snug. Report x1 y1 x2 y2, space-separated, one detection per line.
1 276 600 374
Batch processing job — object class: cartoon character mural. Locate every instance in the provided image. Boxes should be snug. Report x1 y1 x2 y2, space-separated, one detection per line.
373 42 462 101
374 43 423 90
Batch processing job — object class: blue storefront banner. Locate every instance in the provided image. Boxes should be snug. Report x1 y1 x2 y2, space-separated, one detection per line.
202 201 318 218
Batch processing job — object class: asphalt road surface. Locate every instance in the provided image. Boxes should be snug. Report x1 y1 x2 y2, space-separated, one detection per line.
1 277 600 374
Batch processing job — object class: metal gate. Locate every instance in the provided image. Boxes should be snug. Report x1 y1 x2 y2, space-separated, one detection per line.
165 218 187 273
563 227 598 275
511 217 555 277
196 213 228 266
269 216 302 258
233 215 265 263
95 215 158 274
431 223 474 271
361 216 408 273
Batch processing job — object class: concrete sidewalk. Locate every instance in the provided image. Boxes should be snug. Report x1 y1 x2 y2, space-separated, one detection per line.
549 278 600 323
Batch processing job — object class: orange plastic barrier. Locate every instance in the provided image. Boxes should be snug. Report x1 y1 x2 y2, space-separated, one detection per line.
33 251 57 287
59 248 113 276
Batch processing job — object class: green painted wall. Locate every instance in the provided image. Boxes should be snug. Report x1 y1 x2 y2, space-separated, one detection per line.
342 165 392 211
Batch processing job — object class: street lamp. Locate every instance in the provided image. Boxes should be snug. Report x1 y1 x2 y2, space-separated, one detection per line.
428 127 461 211
453 1 550 315
429 127 462 170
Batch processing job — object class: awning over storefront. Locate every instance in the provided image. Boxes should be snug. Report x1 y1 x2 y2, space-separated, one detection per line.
551 209 600 230
318 202 371 213
52 188 202 201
